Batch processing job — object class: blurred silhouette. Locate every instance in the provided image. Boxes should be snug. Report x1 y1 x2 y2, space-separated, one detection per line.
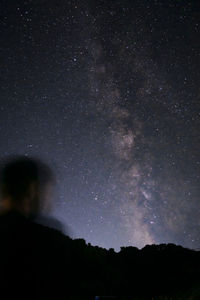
0 156 75 298
0 155 65 232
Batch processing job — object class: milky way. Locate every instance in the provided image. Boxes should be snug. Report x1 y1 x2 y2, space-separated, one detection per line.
0 0 200 250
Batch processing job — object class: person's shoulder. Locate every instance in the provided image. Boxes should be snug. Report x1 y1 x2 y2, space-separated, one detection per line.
28 220 72 247
33 214 65 232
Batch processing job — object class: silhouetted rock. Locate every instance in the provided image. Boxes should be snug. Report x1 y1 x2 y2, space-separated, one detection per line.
1 210 200 298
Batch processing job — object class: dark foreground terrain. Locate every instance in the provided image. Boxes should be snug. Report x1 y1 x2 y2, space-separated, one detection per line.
1 212 199 299
68 237 200 299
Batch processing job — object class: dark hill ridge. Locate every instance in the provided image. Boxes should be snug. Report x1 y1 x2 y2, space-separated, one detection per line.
0 210 199 298
70 238 200 298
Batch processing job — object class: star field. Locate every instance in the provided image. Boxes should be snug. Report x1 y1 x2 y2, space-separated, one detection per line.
0 0 200 251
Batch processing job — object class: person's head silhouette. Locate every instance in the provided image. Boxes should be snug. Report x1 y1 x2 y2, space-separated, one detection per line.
0 156 55 217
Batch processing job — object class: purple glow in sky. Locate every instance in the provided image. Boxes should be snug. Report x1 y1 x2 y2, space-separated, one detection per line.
1 0 200 251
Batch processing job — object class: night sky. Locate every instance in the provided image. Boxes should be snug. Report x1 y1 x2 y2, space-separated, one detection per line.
1 0 200 251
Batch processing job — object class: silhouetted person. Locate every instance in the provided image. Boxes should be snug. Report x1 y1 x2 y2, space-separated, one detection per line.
25 158 66 233
0 155 65 231
0 156 76 298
